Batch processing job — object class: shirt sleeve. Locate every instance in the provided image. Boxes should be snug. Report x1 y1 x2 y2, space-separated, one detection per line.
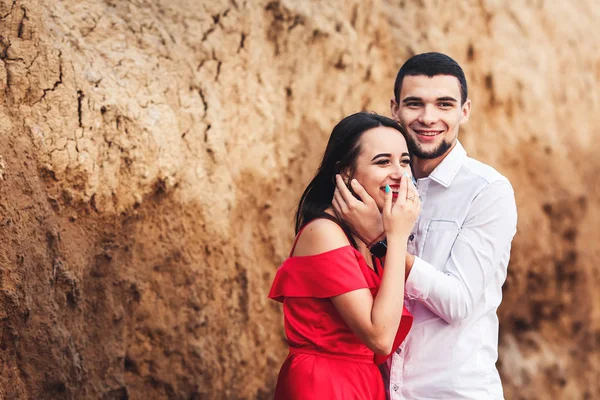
405 180 518 324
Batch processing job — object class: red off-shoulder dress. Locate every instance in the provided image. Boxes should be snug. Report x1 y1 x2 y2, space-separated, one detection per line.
268 222 413 399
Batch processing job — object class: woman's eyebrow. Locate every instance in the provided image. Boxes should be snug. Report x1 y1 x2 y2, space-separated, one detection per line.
371 152 410 161
371 153 391 161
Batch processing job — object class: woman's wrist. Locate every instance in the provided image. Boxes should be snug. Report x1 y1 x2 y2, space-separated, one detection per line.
366 231 386 247
385 232 409 243
368 232 409 258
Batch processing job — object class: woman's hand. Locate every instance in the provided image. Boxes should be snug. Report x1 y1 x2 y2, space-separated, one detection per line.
382 173 421 239
332 173 419 357
332 175 384 245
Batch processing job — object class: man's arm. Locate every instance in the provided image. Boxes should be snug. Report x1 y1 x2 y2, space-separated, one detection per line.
405 180 517 324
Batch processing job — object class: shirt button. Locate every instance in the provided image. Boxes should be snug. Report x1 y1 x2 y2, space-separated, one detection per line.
396 348 402 355
409 233 415 241
393 384 399 391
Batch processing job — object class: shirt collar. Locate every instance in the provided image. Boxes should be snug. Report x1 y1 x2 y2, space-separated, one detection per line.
427 140 467 188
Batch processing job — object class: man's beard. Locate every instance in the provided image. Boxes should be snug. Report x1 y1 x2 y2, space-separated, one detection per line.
405 133 453 160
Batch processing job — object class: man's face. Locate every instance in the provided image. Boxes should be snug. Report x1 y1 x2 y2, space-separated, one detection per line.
391 74 471 160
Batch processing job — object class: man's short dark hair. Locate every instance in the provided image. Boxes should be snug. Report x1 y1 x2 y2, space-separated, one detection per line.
393 52 468 105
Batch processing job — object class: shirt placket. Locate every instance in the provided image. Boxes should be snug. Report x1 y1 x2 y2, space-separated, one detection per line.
389 342 406 399
391 178 429 398
407 179 428 256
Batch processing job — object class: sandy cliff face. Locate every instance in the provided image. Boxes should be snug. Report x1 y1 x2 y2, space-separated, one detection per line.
0 0 598 398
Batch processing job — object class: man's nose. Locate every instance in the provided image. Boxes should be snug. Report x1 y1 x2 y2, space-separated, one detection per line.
419 104 438 125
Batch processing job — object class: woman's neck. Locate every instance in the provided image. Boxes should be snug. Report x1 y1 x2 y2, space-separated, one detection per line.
324 207 373 269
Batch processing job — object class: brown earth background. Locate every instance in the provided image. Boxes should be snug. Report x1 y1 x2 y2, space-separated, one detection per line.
0 0 598 399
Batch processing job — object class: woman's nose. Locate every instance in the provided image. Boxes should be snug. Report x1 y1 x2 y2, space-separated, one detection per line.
389 163 405 178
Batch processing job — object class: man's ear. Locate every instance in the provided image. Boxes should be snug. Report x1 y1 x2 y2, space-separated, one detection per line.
390 97 400 119
460 99 471 124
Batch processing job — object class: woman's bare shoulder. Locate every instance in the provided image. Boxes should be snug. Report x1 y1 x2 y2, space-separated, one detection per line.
292 218 351 257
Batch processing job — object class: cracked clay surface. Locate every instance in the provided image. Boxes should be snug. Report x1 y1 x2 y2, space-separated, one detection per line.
0 0 598 398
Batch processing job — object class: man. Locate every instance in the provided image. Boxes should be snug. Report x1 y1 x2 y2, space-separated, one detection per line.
333 52 518 399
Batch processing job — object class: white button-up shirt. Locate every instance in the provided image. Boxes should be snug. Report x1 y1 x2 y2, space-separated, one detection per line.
389 141 518 399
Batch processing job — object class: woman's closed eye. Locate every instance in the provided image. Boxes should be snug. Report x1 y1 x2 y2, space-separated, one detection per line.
374 158 410 167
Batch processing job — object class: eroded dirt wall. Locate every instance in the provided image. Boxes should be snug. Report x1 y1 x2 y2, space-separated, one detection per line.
0 0 598 399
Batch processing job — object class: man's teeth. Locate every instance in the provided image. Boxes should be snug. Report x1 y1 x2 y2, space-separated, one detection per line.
417 131 440 136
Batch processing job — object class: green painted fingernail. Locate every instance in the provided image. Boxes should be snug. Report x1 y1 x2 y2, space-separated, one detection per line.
385 185 390 193
404 172 410 177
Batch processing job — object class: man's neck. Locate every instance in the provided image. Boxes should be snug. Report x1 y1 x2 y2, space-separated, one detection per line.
412 141 457 179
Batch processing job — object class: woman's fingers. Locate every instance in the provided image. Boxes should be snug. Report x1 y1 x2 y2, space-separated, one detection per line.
402 173 411 200
408 175 422 212
332 187 348 214
392 174 408 210
335 174 358 205
406 176 418 201
383 184 392 216
350 179 374 205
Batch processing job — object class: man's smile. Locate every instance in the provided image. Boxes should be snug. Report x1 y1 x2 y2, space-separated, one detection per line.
413 129 444 141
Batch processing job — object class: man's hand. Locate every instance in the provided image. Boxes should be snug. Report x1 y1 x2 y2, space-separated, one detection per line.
332 174 384 245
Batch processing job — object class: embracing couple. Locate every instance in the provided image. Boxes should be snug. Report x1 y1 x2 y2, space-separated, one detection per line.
269 52 518 399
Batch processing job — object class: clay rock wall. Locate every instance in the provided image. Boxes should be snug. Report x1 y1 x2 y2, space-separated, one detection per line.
0 0 598 399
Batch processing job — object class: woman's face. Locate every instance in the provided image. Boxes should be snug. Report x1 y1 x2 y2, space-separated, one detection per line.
346 126 411 211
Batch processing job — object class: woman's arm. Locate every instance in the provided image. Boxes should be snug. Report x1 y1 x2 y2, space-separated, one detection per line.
331 233 408 355
298 176 419 356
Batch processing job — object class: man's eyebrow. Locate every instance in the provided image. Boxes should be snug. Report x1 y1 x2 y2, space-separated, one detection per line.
401 96 422 103
437 96 458 102
402 96 458 103
371 153 391 161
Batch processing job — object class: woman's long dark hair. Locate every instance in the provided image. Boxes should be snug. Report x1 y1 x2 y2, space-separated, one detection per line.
295 112 406 249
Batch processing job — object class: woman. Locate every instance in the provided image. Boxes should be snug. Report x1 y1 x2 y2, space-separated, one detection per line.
268 112 421 399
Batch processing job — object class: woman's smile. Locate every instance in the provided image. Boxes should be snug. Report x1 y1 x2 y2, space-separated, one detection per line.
381 184 401 199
